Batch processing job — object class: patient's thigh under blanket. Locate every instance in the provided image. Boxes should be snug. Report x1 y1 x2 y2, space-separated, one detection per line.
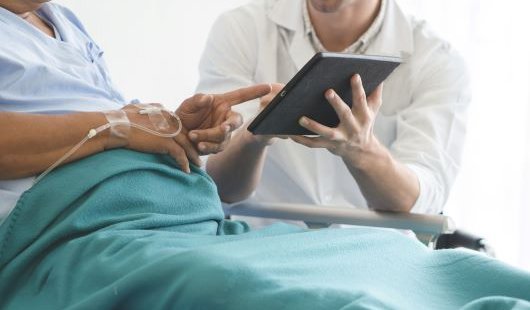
0 150 529 310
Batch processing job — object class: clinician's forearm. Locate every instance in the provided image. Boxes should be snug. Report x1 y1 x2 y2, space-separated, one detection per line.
0 112 109 179
343 141 419 212
206 129 269 203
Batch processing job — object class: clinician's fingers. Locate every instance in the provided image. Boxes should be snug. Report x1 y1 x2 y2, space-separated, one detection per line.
219 84 272 107
189 125 230 144
290 135 333 149
174 134 202 167
259 83 285 108
168 144 191 174
367 83 384 113
324 89 359 132
350 75 370 120
299 116 344 141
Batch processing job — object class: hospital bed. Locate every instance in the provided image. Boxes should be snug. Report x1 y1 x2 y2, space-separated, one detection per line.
225 202 455 247
225 202 493 254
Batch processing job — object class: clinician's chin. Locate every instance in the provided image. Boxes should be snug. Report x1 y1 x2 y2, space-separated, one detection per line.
309 0 354 13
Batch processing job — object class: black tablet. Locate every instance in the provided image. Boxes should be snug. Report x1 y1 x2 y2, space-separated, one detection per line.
247 52 402 135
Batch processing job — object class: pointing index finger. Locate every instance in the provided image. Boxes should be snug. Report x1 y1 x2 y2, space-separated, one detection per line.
219 84 273 107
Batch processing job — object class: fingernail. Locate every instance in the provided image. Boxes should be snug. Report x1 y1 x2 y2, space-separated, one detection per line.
326 90 335 100
299 117 308 126
224 125 231 133
189 132 198 141
199 143 206 151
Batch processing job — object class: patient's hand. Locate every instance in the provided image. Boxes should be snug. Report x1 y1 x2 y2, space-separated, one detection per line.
114 104 201 174
177 84 272 155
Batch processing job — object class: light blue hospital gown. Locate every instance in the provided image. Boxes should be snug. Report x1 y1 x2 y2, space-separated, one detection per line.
0 3 126 222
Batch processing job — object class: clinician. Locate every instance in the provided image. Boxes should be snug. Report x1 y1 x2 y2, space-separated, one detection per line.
197 0 471 216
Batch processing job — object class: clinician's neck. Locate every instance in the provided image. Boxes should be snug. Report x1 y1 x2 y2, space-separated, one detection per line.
308 0 381 52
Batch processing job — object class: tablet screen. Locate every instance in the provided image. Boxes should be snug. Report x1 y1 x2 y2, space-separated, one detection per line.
248 52 402 135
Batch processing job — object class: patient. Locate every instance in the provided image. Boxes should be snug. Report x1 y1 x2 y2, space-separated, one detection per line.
0 0 270 218
1 1 530 310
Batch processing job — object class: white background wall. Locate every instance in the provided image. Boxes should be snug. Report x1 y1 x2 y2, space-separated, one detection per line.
57 0 530 271
57 0 249 106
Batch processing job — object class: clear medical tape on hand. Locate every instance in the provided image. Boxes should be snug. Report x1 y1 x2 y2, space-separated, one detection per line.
135 103 171 132
105 109 130 140
33 105 182 185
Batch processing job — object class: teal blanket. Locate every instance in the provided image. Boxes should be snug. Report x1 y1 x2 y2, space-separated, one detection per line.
1 150 529 310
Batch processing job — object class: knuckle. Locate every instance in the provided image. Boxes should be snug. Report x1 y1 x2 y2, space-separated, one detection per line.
355 92 365 102
193 93 205 101
339 109 352 121
328 131 339 141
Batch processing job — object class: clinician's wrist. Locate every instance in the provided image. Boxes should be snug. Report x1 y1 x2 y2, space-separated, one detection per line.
239 122 274 148
342 138 389 171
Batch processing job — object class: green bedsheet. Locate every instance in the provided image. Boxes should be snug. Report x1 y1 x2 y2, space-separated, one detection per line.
0 149 529 310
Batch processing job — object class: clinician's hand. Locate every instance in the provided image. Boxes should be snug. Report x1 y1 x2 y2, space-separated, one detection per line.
177 84 272 155
291 74 384 167
111 104 201 174
246 83 286 145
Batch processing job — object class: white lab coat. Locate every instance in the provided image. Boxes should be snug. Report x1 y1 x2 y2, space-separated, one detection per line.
197 0 471 216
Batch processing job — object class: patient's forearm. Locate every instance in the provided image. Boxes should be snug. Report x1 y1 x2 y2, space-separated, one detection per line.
206 128 269 203
0 112 109 179
343 141 420 213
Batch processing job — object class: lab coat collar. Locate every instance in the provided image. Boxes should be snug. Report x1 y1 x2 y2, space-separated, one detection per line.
267 0 415 69
268 0 302 32
268 0 314 70
364 0 414 60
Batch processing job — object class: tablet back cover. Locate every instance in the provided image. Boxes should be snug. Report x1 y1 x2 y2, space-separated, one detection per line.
248 53 401 135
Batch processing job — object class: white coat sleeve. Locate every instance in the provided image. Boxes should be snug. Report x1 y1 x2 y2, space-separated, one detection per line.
196 10 261 121
391 43 471 215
